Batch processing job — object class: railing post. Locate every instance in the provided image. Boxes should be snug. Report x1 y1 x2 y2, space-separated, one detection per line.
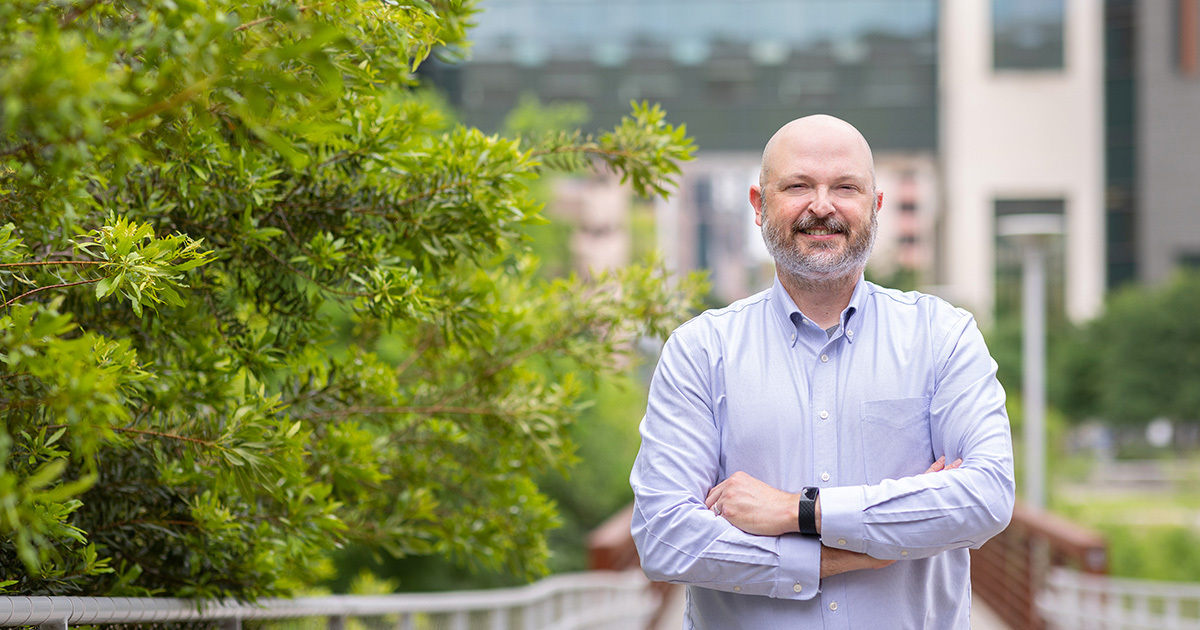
328 615 346 630
489 607 507 630
219 619 241 630
38 618 67 630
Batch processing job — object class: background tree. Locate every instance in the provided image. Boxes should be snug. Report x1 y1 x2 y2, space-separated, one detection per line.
1056 270 1200 428
324 94 687 591
0 0 700 598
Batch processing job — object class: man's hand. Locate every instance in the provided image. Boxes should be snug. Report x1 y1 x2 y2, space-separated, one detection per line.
707 457 961 542
924 455 963 474
704 471 800 536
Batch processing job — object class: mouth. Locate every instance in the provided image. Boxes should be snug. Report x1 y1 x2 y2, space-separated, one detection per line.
794 225 845 239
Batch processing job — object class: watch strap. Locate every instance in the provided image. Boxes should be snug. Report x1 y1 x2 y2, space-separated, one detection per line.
797 486 819 535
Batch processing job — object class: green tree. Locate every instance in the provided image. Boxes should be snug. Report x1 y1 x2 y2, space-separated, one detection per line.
0 0 700 599
1058 270 1200 426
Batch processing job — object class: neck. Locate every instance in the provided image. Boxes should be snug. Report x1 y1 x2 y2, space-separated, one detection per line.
778 269 860 329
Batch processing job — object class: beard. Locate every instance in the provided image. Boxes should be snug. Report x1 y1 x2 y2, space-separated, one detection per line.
760 200 878 282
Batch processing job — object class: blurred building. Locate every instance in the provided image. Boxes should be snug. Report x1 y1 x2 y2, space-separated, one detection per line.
424 0 1200 322
1120 0 1200 285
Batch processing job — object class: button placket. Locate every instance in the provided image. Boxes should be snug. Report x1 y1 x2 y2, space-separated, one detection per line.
812 342 838 521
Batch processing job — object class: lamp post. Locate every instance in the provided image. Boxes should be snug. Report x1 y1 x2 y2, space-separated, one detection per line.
997 213 1063 511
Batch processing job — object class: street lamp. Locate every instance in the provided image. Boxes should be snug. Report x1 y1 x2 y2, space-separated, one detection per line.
997 212 1064 511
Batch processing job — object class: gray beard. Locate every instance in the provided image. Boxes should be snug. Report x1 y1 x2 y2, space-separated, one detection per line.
761 202 877 282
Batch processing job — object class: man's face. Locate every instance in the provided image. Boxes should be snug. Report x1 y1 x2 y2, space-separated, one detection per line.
754 122 881 282
760 193 877 282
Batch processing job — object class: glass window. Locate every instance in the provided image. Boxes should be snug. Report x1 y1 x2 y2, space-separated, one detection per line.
993 0 1065 70
994 198 1066 323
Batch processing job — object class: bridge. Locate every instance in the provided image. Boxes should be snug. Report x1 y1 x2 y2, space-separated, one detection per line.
4 501 1200 630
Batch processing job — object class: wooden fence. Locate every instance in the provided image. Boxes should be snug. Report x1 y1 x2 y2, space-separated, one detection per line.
970 501 1108 630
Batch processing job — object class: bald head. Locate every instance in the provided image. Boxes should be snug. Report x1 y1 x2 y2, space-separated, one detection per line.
758 114 876 192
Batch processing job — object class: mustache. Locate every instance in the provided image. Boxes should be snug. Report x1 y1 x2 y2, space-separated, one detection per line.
790 215 850 234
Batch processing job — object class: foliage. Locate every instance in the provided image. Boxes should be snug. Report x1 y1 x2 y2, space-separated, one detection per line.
539 374 652 573
0 0 700 599
327 96 705 591
1056 270 1200 426
1055 490 1200 582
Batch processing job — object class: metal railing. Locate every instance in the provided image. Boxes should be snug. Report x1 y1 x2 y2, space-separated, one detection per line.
0 570 657 630
970 501 1108 630
1039 567 1200 629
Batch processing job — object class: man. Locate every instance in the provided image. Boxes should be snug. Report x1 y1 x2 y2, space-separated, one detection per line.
630 114 1015 629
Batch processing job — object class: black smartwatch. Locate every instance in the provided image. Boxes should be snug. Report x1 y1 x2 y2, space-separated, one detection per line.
797 486 820 535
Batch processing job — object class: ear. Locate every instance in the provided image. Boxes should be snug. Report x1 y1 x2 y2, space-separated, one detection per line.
750 185 765 227
874 190 884 213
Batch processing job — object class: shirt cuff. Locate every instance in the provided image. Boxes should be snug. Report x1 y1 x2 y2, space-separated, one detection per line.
819 485 867 553
771 534 820 600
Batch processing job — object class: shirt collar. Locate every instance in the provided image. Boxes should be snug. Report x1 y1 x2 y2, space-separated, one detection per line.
770 274 867 345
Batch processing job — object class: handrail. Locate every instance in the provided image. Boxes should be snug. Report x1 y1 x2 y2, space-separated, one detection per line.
1040 567 1200 629
0 570 656 630
970 500 1108 630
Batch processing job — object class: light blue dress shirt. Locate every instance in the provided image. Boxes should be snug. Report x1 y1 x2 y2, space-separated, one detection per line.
630 276 1015 629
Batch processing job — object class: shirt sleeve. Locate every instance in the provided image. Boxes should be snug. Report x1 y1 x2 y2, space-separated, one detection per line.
630 330 822 600
819 312 1016 560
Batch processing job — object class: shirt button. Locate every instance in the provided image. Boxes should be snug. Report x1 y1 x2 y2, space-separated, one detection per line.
734 586 742 592
821 472 830 482
829 602 839 611
901 550 909 557
793 583 803 593
790 333 796 342
837 538 847 546
820 354 829 363
847 329 854 337
819 410 829 419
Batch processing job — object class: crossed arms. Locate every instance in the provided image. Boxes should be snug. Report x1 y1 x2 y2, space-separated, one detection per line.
705 457 961 579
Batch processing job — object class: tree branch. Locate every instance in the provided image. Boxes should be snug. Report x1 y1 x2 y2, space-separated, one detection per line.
58 0 103 28
95 518 198 533
116 76 219 129
530 145 639 161
235 3 322 32
0 261 105 268
108 426 216 447
2 277 104 310
307 404 513 419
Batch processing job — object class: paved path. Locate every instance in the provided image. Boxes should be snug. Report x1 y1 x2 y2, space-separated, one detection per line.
653 584 1011 629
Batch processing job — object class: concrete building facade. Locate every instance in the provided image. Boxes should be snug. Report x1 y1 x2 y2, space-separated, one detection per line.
938 0 1106 323
1134 0 1200 283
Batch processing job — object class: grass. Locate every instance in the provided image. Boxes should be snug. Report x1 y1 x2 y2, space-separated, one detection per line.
1049 454 1200 581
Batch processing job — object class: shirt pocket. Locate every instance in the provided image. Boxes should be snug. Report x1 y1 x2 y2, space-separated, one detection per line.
860 397 934 484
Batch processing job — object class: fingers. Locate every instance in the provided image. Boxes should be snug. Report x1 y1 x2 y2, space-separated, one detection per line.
704 482 723 510
922 456 964 474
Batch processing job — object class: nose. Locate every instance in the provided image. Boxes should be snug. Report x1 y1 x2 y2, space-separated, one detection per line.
808 186 836 217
